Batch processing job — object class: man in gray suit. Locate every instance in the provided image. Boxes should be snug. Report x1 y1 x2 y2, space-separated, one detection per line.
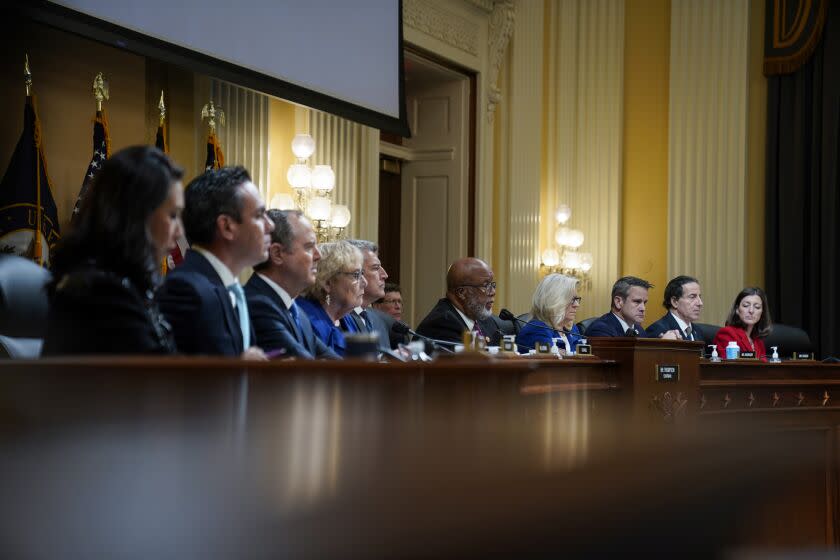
343 239 393 351
245 209 338 359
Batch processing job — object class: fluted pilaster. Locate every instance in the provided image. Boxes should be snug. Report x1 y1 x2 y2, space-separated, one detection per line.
668 0 750 324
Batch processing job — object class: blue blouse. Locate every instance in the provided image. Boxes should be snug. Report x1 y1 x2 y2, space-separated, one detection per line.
517 319 583 354
297 297 347 356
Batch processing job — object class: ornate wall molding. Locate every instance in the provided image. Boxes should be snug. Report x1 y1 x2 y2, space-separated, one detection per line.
487 0 515 123
465 0 495 13
403 0 480 56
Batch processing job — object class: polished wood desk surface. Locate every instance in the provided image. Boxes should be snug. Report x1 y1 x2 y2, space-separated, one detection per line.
1 351 838 557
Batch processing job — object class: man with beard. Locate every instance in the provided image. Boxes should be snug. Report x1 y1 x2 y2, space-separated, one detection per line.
416 257 512 345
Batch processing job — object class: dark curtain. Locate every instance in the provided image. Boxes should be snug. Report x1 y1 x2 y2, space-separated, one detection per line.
765 2 840 359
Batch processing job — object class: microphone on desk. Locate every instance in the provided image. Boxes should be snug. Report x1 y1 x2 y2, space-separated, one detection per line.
391 322 456 354
498 309 580 353
499 309 564 335
498 308 522 335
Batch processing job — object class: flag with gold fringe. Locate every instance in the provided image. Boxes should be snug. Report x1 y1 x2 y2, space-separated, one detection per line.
155 111 189 273
205 131 225 170
71 110 110 225
0 95 61 266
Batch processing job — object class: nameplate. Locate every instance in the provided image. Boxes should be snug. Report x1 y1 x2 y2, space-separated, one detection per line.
655 364 679 382
535 341 552 354
739 351 757 360
792 352 815 360
576 344 592 356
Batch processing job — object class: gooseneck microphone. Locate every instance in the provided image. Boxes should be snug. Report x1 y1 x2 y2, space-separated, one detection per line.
391 322 456 354
498 308 521 335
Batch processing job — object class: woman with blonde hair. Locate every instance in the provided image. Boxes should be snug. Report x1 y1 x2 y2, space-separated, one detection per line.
517 273 583 354
296 240 367 356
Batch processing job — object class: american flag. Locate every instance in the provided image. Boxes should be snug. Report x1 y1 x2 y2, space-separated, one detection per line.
71 112 109 224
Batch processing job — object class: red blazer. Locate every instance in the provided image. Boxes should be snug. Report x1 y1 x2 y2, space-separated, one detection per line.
713 325 767 362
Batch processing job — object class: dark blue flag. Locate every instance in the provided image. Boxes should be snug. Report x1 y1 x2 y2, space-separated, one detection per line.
0 95 61 266
71 111 109 224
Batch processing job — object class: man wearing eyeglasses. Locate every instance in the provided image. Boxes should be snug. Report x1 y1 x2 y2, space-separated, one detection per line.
415 257 513 345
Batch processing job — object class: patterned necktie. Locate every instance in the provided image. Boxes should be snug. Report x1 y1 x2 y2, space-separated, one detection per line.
474 322 485 339
289 301 303 341
625 327 637 337
685 326 693 340
359 309 374 333
228 283 250 349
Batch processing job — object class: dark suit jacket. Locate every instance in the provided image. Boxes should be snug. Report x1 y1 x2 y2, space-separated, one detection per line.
342 308 392 351
244 274 339 360
415 298 511 345
646 312 700 341
156 250 254 356
370 309 408 349
43 265 175 356
584 312 648 338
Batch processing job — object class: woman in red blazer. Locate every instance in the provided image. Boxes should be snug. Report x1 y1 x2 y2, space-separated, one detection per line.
713 287 773 361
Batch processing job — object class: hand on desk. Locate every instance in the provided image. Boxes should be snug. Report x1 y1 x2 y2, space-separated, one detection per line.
660 330 681 340
242 346 269 361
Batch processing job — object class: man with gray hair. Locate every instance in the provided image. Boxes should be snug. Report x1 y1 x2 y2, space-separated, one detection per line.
244 209 339 359
341 239 392 350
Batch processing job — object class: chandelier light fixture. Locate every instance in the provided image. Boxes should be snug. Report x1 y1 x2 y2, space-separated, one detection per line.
271 133 351 242
541 204 593 289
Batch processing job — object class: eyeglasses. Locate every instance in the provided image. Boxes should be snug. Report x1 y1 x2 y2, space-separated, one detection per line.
338 270 363 281
459 282 497 293
571 296 582 305
382 298 402 305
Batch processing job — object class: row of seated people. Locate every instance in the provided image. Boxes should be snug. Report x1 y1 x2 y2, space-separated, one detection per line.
514 274 776 361
0 146 810 360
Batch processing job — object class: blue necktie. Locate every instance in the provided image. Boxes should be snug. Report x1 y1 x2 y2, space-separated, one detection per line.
289 301 303 341
359 309 374 333
228 283 250 349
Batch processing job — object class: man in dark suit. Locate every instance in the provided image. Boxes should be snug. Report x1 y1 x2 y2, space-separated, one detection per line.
416 257 513 345
157 166 274 358
646 275 703 341
373 283 409 348
245 209 338 359
586 276 677 339
342 239 392 351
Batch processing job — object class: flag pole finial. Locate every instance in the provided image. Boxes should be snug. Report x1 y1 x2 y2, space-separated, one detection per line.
93 72 109 112
158 90 166 126
201 99 225 134
24 54 32 96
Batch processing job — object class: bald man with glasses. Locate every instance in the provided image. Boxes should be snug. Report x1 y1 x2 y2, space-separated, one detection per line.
416 257 514 345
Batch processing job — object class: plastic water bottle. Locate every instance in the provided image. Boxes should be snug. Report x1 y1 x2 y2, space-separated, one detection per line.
725 341 740 360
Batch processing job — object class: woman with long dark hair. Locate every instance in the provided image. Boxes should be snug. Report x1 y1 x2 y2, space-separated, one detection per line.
713 287 773 362
42 146 184 355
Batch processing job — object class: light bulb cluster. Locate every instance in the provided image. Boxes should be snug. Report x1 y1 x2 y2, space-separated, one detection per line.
541 204 593 286
274 133 351 241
